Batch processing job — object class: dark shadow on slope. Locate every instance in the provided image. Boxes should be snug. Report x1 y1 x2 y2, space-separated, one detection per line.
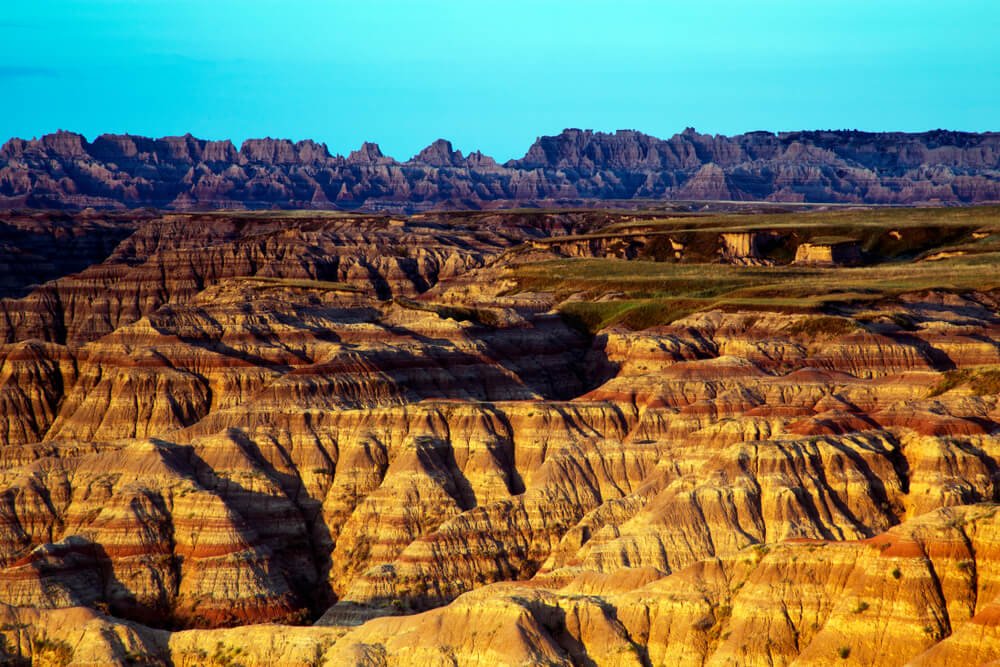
154 435 337 624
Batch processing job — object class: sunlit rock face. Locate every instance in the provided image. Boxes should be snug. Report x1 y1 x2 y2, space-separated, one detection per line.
0 207 999 666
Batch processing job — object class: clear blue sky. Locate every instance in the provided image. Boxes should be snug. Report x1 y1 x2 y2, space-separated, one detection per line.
2 0 998 161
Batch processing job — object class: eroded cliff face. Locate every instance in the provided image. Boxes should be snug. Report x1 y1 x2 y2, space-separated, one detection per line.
0 208 999 665
3 127 1000 210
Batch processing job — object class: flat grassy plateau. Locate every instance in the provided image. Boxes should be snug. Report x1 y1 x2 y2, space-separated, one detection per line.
504 206 1000 333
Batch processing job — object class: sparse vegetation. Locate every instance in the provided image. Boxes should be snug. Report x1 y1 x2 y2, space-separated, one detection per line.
692 615 715 631
308 642 326 667
32 637 74 666
852 600 870 614
929 367 1000 397
203 640 246 667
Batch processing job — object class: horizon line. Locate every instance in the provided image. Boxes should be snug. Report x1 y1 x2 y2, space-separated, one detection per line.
4 125 1000 164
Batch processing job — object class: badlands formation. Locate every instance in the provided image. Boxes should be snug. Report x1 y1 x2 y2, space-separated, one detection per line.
0 204 998 665
3 128 1000 210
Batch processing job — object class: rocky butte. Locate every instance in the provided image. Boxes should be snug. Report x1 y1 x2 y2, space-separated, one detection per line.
1 127 1000 211
0 202 998 665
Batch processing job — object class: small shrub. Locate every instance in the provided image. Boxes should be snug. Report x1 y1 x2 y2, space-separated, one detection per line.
838 645 852 659
32 638 74 667
888 313 918 331
891 567 902 580
852 600 870 614
692 615 714 631
929 370 970 397
970 370 1000 396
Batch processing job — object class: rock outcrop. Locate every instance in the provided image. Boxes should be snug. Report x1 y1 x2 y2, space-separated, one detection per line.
3 127 1000 210
795 238 864 266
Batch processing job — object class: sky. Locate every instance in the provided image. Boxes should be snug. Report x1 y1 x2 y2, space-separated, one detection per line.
1 0 998 161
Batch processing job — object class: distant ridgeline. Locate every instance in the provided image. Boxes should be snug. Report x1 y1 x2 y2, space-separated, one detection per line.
1 127 999 210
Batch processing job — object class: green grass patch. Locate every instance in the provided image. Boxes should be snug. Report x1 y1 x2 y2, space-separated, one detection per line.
507 237 1000 334
559 298 707 334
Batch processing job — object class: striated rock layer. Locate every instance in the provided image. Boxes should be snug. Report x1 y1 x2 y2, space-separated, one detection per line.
0 207 998 664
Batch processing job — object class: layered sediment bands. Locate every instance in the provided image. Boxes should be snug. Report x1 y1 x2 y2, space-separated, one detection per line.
0 208 999 663
0 210 597 347
5 286 995 634
12 506 1000 665
310 296 994 627
0 439 304 628
6 281 996 624
0 341 75 447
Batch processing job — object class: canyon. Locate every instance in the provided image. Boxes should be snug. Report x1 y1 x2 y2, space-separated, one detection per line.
1 128 1000 211
0 204 998 665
